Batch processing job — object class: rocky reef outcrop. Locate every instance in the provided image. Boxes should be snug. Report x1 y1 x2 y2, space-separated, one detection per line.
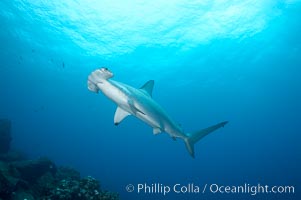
0 119 119 200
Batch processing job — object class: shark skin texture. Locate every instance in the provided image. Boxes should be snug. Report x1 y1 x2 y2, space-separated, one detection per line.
88 68 228 158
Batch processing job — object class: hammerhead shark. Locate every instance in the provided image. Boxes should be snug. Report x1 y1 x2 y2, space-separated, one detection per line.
88 68 228 158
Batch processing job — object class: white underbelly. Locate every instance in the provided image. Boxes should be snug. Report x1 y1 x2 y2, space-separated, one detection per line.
99 82 128 106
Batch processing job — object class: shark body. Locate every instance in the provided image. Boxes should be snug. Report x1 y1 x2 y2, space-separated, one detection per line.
88 68 228 158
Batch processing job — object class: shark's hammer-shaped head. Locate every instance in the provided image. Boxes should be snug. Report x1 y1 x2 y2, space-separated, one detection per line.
87 67 113 93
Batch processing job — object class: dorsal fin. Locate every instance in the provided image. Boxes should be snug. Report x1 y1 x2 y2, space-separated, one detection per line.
140 80 154 97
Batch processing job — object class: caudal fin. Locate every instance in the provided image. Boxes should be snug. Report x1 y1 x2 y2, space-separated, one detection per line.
184 121 228 158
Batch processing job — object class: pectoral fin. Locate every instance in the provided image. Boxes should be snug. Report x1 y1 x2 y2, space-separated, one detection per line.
114 107 131 125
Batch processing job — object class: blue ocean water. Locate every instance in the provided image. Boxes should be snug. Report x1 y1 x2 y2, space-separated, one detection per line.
0 0 300 199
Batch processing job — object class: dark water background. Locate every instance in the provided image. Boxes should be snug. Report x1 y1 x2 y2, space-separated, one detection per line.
0 1 300 199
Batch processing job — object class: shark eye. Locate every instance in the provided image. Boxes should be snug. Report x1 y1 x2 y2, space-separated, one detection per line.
100 67 108 72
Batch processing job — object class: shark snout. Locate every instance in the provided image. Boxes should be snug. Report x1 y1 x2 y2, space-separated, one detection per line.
92 67 114 80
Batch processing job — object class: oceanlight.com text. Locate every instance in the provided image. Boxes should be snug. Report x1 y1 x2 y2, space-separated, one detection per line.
208 183 295 195
125 183 295 196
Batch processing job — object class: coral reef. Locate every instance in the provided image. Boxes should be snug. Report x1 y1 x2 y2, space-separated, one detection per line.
0 119 119 200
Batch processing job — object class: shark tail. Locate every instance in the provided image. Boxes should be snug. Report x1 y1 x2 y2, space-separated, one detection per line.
184 121 228 158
